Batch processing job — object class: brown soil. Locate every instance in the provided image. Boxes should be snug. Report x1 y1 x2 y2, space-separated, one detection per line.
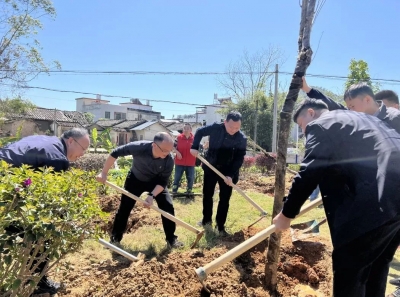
57 196 332 297
237 173 295 195
55 172 333 297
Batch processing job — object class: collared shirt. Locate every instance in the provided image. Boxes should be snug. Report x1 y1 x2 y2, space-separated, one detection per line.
110 141 173 188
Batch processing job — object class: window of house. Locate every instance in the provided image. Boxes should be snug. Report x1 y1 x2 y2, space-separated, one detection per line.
115 112 126 120
139 135 143 140
105 111 110 119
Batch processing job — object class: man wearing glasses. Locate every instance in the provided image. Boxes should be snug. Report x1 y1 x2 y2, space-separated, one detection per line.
0 127 90 295
96 132 184 249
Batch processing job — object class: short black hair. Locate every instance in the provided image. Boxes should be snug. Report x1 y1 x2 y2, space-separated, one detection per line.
154 132 173 144
344 83 375 101
293 99 329 123
375 90 399 104
62 127 88 139
226 111 242 122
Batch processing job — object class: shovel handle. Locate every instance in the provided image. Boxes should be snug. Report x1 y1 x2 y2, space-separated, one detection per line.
197 155 267 216
195 197 323 281
105 181 201 235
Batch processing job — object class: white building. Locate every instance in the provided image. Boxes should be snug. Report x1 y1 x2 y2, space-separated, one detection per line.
76 96 161 122
180 94 232 125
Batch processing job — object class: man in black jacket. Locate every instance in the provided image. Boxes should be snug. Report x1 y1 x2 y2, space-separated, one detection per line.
301 77 400 133
1 128 90 295
190 111 247 236
273 99 400 297
96 132 184 249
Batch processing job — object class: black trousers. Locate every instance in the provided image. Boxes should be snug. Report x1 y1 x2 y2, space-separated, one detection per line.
202 166 238 230
111 171 177 244
332 216 400 297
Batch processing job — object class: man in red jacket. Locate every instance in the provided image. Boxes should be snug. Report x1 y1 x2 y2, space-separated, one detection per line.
172 123 196 194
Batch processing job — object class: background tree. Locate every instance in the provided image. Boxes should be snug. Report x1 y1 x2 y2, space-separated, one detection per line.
218 46 286 101
345 59 380 92
0 0 60 90
0 97 35 118
83 112 95 124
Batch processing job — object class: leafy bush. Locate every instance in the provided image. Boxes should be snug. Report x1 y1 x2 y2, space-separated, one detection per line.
255 153 276 173
109 168 130 188
242 156 256 170
0 162 106 296
70 153 109 172
117 156 132 169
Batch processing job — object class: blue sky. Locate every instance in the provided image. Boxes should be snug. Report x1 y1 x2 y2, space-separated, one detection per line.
22 0 400 119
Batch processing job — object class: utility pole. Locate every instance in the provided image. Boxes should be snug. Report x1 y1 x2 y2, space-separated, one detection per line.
272 64 279 153
253 96 258 144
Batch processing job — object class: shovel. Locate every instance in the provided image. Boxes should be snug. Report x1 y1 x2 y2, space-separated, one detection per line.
104 181 205 248
195 197 323 292
196 155 268 227
290 217 327 242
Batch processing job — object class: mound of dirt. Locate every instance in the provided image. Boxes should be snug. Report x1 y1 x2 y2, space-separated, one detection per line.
237 173 295 195
57 228 332 297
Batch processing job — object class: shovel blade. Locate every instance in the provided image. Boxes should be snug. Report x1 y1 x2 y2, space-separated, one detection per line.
290 220 321 242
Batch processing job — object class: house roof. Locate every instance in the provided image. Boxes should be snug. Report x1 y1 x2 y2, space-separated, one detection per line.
93 119 125 128
159 120 180 127
130 120 160 131
166 122 202 131
62 111 90 126
112 120 146 129
7 107 90 126
75 97 110 103
89 119 148 132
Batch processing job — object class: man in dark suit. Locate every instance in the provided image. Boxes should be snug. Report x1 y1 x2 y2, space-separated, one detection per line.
190 111 247 236
273 99 400 297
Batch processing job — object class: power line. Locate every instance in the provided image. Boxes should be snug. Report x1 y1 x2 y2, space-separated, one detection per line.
2 69 400 84
0 83 224 108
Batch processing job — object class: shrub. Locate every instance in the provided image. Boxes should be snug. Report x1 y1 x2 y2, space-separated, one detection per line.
255 153 276 173
0 162 106 296
117 156 132 169
108 168 130 188
70 153 109 172
242 156 256 170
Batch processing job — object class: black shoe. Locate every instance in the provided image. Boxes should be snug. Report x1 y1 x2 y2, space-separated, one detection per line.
216 227 230 237
33 276 61 295
167 238 184 249
109 236 122 249
390 278 400 286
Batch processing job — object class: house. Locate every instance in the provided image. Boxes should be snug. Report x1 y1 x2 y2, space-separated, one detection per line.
130 120 172 141
175 94 231 125
87 119 146 145
76 96 161 122
1 107 89 137
164 122 203 135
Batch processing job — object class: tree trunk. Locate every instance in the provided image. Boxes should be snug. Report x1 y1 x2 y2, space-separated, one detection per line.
264 0 317 293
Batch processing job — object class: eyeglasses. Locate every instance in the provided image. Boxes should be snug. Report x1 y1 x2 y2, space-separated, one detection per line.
154 142 170 153
73 138 87 152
